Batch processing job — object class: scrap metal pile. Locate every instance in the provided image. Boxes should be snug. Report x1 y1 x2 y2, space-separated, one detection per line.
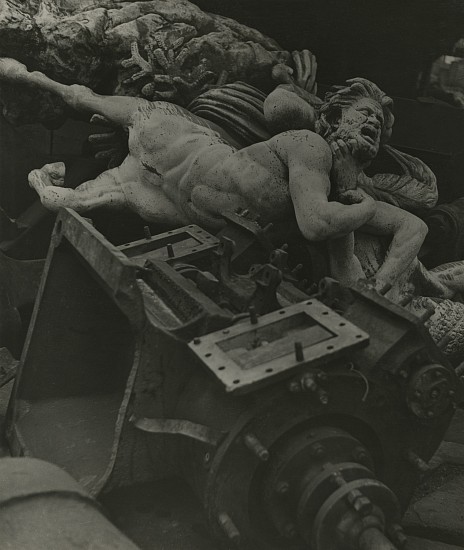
4 208 463 549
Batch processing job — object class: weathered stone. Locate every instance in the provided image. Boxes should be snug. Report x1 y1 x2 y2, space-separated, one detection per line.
404 474 464 545
429 442 464 470
445 408 464 446
407 536 464 550
0 0 287 125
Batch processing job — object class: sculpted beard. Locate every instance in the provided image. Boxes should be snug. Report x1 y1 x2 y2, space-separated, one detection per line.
328 124 379 164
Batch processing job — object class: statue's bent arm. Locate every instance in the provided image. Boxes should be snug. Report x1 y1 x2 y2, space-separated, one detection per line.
286 135 376 241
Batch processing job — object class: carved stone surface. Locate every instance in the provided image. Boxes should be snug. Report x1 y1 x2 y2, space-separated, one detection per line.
0 0 287 125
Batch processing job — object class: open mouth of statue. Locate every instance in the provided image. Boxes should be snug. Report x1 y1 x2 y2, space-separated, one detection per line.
360 125 379 144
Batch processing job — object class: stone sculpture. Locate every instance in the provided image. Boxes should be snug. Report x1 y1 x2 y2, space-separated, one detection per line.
2 54 463 358
0 0 287 126
0 57 458 297
0 2 462 359
0 59 427 291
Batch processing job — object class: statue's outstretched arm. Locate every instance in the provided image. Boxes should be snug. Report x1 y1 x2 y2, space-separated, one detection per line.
358 145 438 211
0 58 149 128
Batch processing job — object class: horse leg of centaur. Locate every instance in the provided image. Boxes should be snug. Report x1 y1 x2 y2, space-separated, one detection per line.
0 58 167 216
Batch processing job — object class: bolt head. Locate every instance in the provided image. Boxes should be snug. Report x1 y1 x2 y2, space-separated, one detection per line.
258 449 270 461
276 481 289 495
352 496 373 517
288 381 300 393
319 392 329 405
283 523 297 538
303 376 317 391
311 444 326 458
353 447 369 464
316 372 328 382
389 523 408 548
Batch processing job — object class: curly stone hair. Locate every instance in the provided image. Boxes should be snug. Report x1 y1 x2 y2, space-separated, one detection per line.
317 78 394 143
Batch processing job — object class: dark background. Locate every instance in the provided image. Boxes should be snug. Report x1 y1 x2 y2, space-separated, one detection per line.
196 0 464 98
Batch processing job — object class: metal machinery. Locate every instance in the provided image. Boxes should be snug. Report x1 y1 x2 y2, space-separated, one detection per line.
5 208 464 550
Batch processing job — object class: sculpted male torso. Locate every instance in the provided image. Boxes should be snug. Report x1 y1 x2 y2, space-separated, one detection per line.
120 100 302 228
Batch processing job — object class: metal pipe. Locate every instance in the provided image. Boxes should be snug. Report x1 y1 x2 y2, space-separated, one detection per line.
359 528 398 550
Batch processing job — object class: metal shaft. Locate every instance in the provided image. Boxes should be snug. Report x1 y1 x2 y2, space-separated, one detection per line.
359 528 398 550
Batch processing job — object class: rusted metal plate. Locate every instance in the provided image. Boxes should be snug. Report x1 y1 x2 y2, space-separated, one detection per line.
189 298 369 394
118 225 218 266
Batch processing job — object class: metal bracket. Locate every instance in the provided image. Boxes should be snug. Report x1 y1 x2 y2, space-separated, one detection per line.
118 224 219 266
132 417 225 446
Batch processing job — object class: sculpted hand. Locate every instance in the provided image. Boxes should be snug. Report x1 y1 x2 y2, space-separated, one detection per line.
271 50 318 95
291 50 318 94
337 188 373 205
331 139 363 193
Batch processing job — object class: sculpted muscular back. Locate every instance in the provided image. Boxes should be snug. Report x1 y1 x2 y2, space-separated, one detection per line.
124 101 296 228
124 100 374 237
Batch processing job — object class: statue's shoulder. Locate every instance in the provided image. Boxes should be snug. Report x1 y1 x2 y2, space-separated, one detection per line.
269 130 331 166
